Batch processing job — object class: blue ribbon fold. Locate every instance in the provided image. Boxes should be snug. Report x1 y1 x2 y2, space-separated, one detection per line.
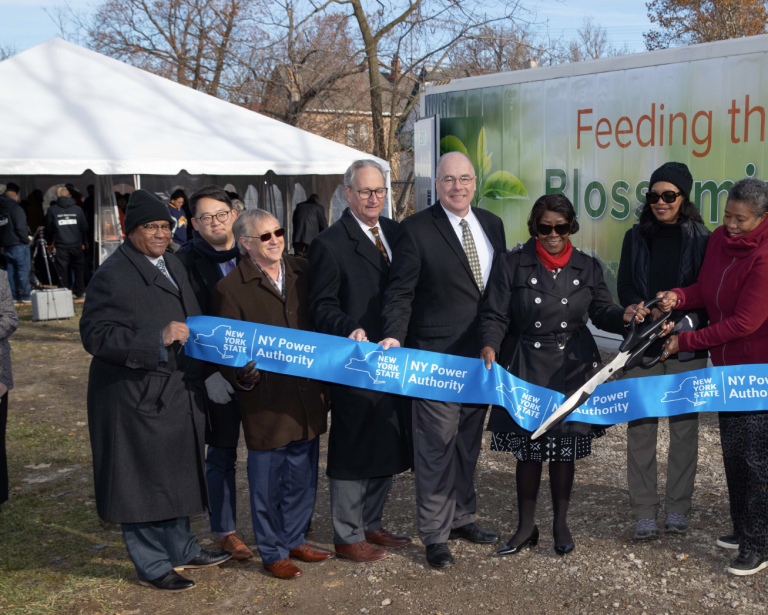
185 315 768 432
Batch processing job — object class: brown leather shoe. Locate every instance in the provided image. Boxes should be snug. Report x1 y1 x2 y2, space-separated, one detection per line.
220 533 254 561
365 528 412 548
264 558 303 579
335 541 388 562
289 543 334 562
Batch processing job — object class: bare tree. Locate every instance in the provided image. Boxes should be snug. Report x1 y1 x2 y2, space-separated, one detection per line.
0 43 16 61
451 22 546 76
564 17 630 62
645 0 768 50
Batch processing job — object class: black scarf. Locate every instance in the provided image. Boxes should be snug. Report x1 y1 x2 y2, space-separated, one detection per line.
190 230 240 263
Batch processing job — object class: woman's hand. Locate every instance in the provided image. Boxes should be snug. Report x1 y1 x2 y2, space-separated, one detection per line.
656 291 679 313
480 346 496 370
623 301 651 324
660 335 679 361
236 360 261 387
348 328 368 342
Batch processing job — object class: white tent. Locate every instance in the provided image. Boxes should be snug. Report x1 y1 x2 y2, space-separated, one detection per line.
0 38 388 178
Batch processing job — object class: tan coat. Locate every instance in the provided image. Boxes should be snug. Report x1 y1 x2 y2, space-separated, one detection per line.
213 255 329 451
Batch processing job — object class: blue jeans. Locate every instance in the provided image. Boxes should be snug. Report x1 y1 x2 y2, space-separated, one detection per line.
5 245 31 300
247 438 319 564
206 446 238 533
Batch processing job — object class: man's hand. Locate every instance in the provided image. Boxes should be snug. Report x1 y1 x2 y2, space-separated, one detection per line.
236 360 261 387
480 346 496 370
0 382 8 398
656 291 679 313
623 301 651 324
660 334 680 361
378 338 400 350
205 372 235 404
348 328 368 342
162 321 189 346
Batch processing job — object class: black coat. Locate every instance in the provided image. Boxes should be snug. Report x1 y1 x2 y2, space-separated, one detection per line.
478 239 627 437
308 209 412 480
0 196 30 248
292 199 328 245
381 202 506 357
45 197 88 248
80 240 208 524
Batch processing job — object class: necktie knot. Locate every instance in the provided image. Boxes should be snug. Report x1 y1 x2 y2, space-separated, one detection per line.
371 226 380 237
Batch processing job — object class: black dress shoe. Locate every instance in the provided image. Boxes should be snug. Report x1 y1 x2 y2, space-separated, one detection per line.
449 522 498 544
174 549 233 570
727 552 768 576
139 570 195 593
493 525 539 556
426 543 456 568
554 541 575 556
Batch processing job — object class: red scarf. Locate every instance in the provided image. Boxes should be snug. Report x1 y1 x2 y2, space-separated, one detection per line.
535 238 573 271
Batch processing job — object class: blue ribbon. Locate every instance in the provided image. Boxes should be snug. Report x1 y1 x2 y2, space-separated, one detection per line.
185 315 768 432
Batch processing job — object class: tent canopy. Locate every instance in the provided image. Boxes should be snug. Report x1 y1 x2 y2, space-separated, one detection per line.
0 39 388 177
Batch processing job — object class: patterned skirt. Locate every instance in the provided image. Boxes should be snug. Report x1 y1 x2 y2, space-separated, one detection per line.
490 429 606 462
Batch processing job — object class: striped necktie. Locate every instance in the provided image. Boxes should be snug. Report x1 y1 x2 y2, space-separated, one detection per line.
459 219 484 292
370 227 390 266
156 258 178 289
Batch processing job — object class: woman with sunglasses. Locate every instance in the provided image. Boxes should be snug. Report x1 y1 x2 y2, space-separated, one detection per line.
213 208 332 579
616 162 710 542
478 194 646 557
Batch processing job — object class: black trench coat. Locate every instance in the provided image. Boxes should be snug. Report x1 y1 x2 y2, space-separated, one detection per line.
478 238 627 437
80 240 207 524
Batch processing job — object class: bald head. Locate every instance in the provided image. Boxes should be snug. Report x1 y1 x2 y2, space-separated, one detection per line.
436 152 474 177
435 152 477 217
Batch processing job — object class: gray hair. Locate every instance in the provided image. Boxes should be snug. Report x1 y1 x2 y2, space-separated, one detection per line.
344 159 386 188
436 151 474 177
232 208 279 255
728 178 768 217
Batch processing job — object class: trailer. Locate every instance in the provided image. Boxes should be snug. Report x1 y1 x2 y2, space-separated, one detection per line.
415 34 768 303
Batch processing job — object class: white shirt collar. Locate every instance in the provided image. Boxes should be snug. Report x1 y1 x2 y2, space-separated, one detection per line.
441 204 476 225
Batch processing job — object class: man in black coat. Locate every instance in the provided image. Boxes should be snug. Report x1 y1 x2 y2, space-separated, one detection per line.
309 160 412 563
45 187 89 299
176 186 253 561
292 194 327 257
0 183 31 303
80 190 231 593
380 152 506 568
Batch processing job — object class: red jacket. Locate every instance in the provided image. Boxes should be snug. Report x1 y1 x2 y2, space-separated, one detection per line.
673 221 768 366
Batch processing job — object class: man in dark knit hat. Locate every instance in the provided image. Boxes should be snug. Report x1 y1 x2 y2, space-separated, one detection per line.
80 189 232 592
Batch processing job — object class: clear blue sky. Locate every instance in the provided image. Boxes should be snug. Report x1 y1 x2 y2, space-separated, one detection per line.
0 0 655 55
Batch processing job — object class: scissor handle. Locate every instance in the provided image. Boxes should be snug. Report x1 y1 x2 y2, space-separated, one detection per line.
624 313 700 372
618 297 671 354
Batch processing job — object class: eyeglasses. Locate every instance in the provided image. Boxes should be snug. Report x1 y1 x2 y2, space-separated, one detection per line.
536 223 571 236
437 175 476 186
646 190 682 205
243 228 286 242
196 210 232 225
140 223 172 234
355 188 388 199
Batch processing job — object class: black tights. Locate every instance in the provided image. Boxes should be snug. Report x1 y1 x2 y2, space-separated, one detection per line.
509 460 575 547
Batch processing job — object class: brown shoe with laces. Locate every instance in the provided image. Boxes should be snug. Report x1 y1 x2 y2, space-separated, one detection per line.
289 543 334 562
335 541 388 562
264 558 303 579
365 528 412 548
220 533 254 560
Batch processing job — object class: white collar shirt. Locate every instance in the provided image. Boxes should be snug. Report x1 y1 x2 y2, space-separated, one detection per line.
350 210 392 261
440 204 494 286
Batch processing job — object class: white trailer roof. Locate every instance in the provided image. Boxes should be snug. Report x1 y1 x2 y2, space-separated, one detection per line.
0 38 387 176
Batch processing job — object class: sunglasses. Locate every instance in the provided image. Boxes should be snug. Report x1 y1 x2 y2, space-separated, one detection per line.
244 228 286 242
537 223 570 236
646 190 682 205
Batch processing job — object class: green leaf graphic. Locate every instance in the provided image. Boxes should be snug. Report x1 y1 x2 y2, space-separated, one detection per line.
482 171 529 200
477 127 492 176
439 135 469 157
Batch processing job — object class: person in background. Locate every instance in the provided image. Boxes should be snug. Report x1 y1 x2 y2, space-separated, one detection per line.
214 208 332 579
658 177 768 576
21 189 45 236
46 187 88 299
82 185 96 282
309 160 412 564
292 194 328 258
0 269 19 512
65 183 84 208
617 162 711 541
0 183 31 304
167 189 189 250
478 194 646 558
116 193 128 239
80 190 232 592
176 186 252 561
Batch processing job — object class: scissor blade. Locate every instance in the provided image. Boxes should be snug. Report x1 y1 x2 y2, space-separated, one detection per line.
531 352 629 440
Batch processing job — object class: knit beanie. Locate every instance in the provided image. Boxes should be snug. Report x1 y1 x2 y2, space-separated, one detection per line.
649 162 693 200
123 189 173 234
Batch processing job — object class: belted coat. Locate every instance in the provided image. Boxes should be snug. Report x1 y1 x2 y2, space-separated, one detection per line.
80 239 207 524
478 238 627 437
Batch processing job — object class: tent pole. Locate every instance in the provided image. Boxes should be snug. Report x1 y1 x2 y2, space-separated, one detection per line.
385 171 393 219
133 174 141 190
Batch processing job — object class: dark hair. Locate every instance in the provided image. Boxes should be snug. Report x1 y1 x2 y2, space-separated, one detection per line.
308 193 319 202
638 190 702 237
225 190 239 202
170 188 187 202
189 185 232 217
4 182 20 194
527 194 580 237
728 177 768 217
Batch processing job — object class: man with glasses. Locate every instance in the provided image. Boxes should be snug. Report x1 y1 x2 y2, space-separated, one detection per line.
80 190 232 593
308 160 413 564
176 186 254 561
379 151 506 569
